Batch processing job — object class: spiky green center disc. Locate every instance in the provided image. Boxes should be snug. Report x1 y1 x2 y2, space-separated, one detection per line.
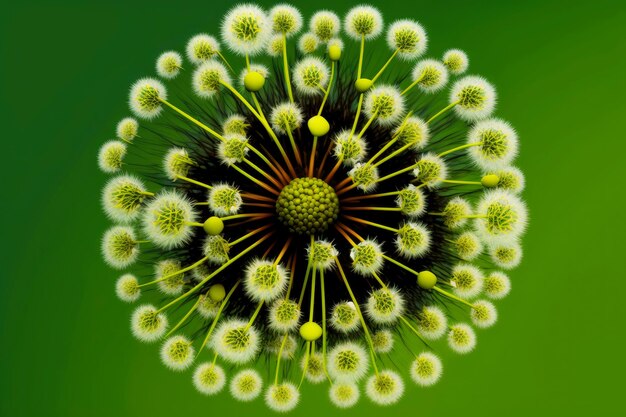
276 177 339 235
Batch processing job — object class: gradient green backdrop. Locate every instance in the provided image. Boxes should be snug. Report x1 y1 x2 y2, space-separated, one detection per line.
2 0 625 415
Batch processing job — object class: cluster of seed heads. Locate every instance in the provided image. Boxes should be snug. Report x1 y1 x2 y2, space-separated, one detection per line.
98 3 527 412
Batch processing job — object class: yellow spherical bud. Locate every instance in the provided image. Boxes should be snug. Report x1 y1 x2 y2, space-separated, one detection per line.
208 284 226 302
417 270 437 289
203 216 224 235
300 321 322 341
243 71 265 92
329 45 342 61
355 78 373 93
481 174 500 188
307 115 330 137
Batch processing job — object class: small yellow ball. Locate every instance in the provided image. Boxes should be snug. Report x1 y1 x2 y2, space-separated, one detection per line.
417 270 437 289
299 321 322 341
329 45 342 61
481 174 500 188
355 78 373 93
208 284 226 302
307 115 330 137
203 216 224 235
244 71 265 92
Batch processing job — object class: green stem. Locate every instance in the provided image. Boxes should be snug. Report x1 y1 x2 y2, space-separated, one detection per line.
433 286 476 309
165 297 202 338
383 254 419 276
427 100 460 124
438 142 481 158
281 32 294 103
159 98 225 141
318 61 335 116
176 175 212 189
198 281 240 352
139 256 208 288
400 72 426 96
371 49 399 84
244 300 264 331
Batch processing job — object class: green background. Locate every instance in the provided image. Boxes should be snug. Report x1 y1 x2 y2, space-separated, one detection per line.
2 0 624 415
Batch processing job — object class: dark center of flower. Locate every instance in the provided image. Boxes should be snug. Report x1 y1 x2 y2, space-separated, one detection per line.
276 177 339 235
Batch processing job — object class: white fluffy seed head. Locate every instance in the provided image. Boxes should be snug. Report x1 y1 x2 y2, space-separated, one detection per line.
156 51 182 79
489 240 523 269
333 130 367 166
197 294 221 319
328 342 369 382
450 75 497 121
129 78 167 120
443 49 469 74
442 196 473 229
386 19 427 60
308 239 339 271
395 222 431 258
483 271 511 299
301 352 326 383
101 174 149 223
298 32 319 54
365 287 406 324
208 183 242 216
396 184 427 217
244 259 289 302
310 10 341 42
417 305 448 340
115 273 141 302
475 189 528 244
488 166 525 194
270 102 304 134
371 329 394 353
269 4 303 36
217 133 249 166
448 323 477 354
267 33 285 56
412 59 449 93
202 235 231 265
329 381 360 408
192 61 231 99
116 117 139 142
348 162 379 192
163 147 194 180
344 5 383 40
364 85 405 126
293 57 329 96
410 352 443 386
130 304 168 342
142 190 197 249
413 152 448 188
101 225 139 269
221 4 271 56
471 300 498 328
468 118 519 170
193 363 226 395
330 301 360 333
365 370 405 405
98 140 127 173
268 298 301 332
230 369 263 401
186 34 220 65
212 318 261 364
393 116 429 150
451 263 484 299
154 259 185 296
222 114 250 135
350 239 384 276
160 335 195 371
454 231 484 261
265 382 300 412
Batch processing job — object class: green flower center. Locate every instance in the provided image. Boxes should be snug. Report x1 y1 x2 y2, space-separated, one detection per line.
276 177 339 235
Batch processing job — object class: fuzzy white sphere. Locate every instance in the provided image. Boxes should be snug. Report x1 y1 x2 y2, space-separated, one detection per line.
243 259 289 302
450 75 497 121
363 85 405 127
443 49 469 74
101 174 148 223
474 189 528 244
156 51 182 79
411 59 449 93
393 116 429 150
333 130 368 166
116 117 139 142
265 382 300 412
471 300 498 328
447 323 477 354
268 298 301 332
468 118 519 170
192 60 231 99
217 133 249 166
298 32 319 54
412 152 448 188
451 263 484 299
101 225 140 269
484 271 512 299
208 183 242 216
130 304 168 342
115 273 141 302
330 301 360 333
269 4 303 36
344 5 383 40
98 140 127 173
270 102 304 134
329 381 360 408
154 259 186 296
230 369 263 401
328 342 369 382
365 287 406 324
293 57 329 96
160 335 195 371
193 363 226 395
386 19 427 60
186 34 220 65
489 240 523 269
365 370 405 405
417 305 448 340
142 190 197 249
212 318 260 364
310 10 341 42
129 77 167 120
163 147 193 180
350 239 384 276
395 222 431 258
410 352 443 386
221 4 271 56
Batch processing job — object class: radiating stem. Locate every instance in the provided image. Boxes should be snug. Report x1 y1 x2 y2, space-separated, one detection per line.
281 32 294 103
427 100 461 124
438 142 482 158
176 175 212 189
370 49 399 84
198 281 240 352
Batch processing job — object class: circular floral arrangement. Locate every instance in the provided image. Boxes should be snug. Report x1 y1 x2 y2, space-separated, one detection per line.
98 3 527 411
